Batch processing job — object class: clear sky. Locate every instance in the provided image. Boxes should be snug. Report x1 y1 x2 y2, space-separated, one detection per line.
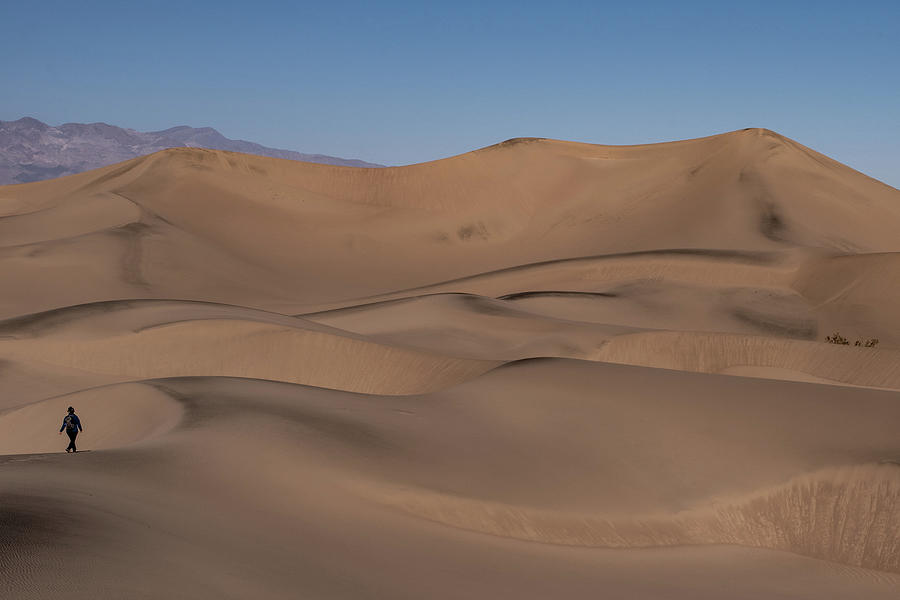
2 1 898 187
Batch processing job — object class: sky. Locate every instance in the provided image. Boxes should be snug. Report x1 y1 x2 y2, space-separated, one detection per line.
2 0 898 187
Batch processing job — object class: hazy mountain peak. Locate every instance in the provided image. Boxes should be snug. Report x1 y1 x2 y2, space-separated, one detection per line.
8 116 49 131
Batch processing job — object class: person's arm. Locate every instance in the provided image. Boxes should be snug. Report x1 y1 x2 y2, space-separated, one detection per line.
59 419 66 433
77 416 83 432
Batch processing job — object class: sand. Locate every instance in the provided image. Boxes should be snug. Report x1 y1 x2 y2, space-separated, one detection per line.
1 128 899 598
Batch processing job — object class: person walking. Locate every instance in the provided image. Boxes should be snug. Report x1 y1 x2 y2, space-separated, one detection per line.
59 406 83 453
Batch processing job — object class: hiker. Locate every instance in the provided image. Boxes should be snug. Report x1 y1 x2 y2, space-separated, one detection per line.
59 406 83 453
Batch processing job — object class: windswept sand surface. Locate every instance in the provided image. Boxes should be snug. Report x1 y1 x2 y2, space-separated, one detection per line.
1 129 899 598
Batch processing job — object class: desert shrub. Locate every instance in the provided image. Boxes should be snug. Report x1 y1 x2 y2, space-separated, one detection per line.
825 332 849 345
825 332 879 347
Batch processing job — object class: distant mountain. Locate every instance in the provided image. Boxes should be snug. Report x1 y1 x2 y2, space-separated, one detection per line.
0 117 383 184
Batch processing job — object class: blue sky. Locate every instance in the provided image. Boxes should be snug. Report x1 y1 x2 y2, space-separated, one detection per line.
2 1 898 186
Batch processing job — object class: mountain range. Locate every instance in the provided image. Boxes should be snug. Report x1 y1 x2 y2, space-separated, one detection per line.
0 116 383 184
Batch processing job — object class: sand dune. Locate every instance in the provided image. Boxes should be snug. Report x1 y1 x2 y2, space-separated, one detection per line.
0 300 497 394
302 249 898 352
2 128 899 318
3 364 899 598
2 129 899 598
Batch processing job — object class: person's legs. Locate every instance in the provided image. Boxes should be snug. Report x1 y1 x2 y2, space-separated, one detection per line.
66 430 78 452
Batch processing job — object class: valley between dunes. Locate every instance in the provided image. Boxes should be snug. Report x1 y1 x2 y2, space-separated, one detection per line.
1 128 899 599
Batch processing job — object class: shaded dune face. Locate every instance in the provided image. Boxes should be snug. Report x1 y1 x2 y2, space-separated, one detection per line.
1 129 900 599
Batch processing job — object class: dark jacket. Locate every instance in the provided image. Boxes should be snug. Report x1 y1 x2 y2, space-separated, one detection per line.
60 414 83 433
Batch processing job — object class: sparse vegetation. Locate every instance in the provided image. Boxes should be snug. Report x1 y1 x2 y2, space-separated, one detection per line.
825 332 849 345
825 332 879 347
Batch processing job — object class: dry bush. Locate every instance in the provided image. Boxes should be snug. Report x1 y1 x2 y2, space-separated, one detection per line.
825 332 879 347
